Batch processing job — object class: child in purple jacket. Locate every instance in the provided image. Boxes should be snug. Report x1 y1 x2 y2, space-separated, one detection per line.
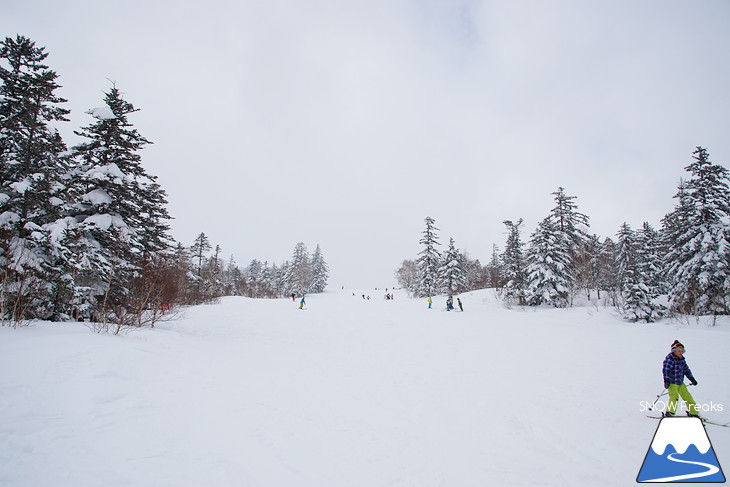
662 340 699 417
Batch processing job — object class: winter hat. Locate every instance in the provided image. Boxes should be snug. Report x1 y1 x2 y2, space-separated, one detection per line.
671 340 685 352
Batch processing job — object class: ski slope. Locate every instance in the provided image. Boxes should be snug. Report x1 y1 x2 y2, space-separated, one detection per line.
1 289 728 487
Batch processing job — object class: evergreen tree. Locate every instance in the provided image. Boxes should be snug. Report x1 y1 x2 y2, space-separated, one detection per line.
190 233 211 277
68 85 172 315
501 219 526 304
525 217 573 307
663 147 730 317
309 244 329 293
597 237 620 307
416 216 441 297
525 188 589 307
286 242 312 296
0 35 72 320
485 244 503 289
439 237 466 294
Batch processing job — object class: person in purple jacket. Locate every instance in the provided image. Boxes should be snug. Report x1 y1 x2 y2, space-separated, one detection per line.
662 340 699 417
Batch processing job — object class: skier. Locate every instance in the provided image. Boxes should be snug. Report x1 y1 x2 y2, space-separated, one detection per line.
428 297 432 309
299 296 306 310
662 340 699 417
457 297 463 312
446 296 453 311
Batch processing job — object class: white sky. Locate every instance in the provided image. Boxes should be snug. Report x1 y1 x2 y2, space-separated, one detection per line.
3 0 729 289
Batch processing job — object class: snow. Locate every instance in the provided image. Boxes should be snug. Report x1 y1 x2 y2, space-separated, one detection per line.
85 106 116 120
1 289 728 487
82 188 112 206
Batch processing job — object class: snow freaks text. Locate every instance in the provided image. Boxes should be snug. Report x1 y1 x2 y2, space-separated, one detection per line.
640 400 724 414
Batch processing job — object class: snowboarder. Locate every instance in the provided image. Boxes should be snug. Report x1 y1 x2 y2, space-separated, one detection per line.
662 340 699 417
446 296 454 311
299 296 306 310
428 297 432 309
457 297 463 312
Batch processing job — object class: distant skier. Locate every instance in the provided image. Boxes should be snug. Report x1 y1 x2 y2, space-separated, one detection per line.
446 296 454 311
299 296 306 310
427 297 432 309
457 297 463 312
662 340 699 417
291 293 296 301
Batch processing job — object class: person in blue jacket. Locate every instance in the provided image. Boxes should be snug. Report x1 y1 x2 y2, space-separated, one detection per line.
662 340 699 417
299 296 306 310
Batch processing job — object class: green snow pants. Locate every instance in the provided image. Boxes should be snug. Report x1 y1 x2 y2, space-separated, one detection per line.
667 383 698 416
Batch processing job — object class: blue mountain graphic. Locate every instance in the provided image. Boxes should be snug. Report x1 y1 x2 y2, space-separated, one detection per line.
637 443 726 483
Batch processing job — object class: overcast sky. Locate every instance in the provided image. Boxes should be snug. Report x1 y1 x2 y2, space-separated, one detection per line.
3 0 730 289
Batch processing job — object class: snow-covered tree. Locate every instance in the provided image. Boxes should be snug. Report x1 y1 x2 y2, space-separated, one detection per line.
285 242 312 296
309 244 329 293
395 259 418 295
439 237 466 294
484 244 503 289
416 216 441 297
525 217 573 307
190 233 211 278
663 147 730 317
525 188 589 307
0 35 73 321
501 219 526 304
68 85 172 316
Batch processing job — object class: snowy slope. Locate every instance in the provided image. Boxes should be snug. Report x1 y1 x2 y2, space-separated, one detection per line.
1 290 728 487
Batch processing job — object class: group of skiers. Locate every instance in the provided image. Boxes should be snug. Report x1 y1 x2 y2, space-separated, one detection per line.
427 296 463 311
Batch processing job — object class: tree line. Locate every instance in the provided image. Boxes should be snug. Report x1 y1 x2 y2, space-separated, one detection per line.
184 235 329 302
0 35 329 328
397 147 730 323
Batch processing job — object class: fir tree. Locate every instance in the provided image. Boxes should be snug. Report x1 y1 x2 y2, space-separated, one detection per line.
416 216 441 297
0 35 72 320
525 188 589 307
286 242 312 296
525 217 573 307
190 233 211 278
309 244 329 293
501 219 526 304
439 237 466 294
663 147 730 317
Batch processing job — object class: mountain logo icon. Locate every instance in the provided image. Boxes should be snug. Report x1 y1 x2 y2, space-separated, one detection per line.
637 416 726 483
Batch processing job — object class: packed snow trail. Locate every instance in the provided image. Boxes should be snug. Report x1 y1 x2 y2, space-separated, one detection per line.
1 289 728 487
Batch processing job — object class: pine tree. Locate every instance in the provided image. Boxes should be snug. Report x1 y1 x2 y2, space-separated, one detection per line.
525 217 572 307
597 237 620 307
485 244 503 288
525 188 589 307
71 85 171 256
0 35 73 321
439 237 466 294
501 219 526 304
67 84 172 317
663 147 730 317
309 244 329 293
286 242 312 296
190 233 211 278
416 216 441 297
